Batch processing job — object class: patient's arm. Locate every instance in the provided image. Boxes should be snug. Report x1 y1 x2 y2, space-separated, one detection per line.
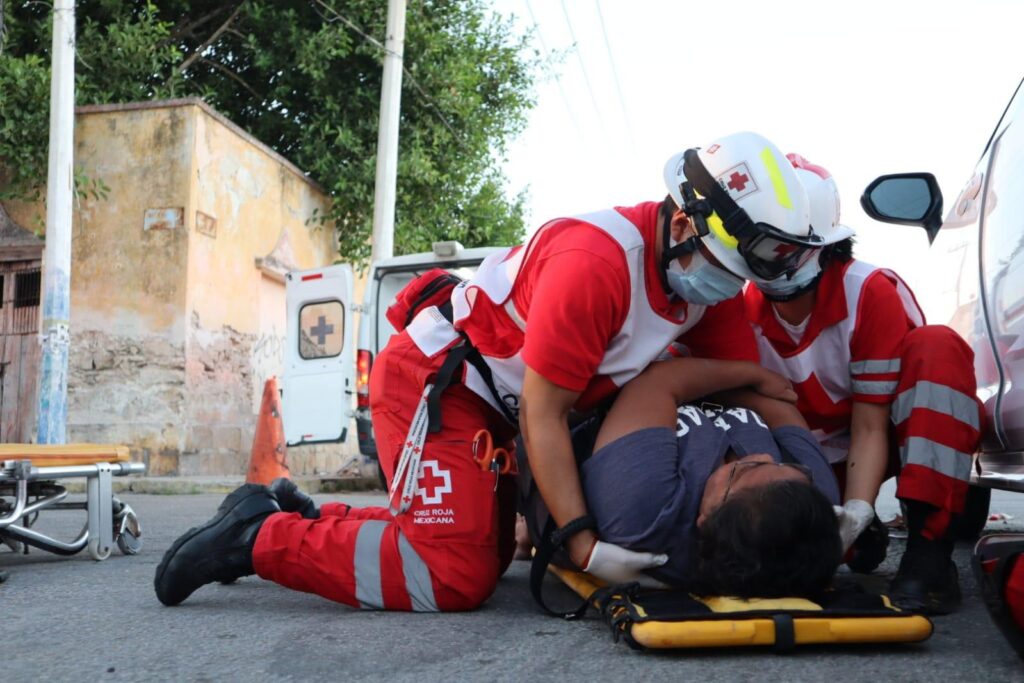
593 358 795 451
708 388 809 430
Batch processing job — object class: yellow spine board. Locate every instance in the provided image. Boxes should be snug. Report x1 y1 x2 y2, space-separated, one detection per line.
0 443 131 467
548 566 933 649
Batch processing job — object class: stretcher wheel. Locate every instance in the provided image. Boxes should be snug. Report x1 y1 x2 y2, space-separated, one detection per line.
88 536 112 561
117 528 142 555
113 502 142 556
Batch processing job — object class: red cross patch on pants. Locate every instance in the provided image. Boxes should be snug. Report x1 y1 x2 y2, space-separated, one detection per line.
252 330 518 611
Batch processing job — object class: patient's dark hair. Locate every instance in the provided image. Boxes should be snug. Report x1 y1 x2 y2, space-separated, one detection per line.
690 480 842 599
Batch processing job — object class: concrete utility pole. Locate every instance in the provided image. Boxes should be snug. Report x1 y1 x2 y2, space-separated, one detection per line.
369 0 407 264
36 0 75 444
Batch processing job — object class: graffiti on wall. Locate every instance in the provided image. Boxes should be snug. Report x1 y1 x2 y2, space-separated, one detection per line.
251 328 286 412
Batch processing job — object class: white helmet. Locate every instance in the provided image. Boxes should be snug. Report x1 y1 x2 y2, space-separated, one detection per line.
786 153 856 244
755 154 857 300
663 132 819 282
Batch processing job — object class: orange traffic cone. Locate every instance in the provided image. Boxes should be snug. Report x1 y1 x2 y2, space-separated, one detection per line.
246 377 290 484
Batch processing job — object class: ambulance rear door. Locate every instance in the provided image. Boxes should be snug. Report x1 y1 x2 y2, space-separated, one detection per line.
283 264 355 445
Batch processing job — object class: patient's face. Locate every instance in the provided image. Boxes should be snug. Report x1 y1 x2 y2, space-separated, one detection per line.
697 453 811 527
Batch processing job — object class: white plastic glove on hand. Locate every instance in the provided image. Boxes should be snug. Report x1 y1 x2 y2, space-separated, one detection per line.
833 499 876 553
583 540 669 585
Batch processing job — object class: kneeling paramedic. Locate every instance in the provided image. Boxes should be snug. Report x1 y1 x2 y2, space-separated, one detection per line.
742 154 984 614
154 131 822 611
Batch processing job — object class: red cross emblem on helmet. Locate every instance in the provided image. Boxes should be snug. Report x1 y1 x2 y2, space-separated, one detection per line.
718 162 759 201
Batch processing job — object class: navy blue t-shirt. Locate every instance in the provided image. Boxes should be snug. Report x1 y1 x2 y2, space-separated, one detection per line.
580 404 839 585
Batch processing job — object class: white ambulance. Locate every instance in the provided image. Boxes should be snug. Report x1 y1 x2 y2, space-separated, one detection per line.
281 241 503 458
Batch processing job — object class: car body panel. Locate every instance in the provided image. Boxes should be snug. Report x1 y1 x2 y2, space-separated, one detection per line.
867 76 1024 492
979 88 1024 449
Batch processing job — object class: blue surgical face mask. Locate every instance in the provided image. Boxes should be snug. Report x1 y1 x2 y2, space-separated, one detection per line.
758 262 822 301
666 250 744 305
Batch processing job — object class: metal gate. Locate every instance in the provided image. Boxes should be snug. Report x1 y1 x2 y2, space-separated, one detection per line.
0 261 41 442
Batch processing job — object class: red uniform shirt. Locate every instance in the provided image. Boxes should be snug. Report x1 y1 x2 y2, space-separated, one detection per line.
745 259 920 440
458 201 757 410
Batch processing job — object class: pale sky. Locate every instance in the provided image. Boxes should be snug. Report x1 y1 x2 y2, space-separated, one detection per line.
488 0 1023 318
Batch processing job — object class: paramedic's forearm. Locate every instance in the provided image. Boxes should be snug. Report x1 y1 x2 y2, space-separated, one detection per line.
845 401 890 504
520 369 596 567
710 388 809 429
655 358 794 405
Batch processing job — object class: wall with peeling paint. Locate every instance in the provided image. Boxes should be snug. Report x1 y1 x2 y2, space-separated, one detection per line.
4 100 356 476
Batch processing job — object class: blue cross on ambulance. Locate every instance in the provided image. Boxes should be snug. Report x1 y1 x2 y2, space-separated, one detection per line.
281 242 504 468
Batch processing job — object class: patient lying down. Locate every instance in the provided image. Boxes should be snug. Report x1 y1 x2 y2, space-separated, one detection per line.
579 357 843 598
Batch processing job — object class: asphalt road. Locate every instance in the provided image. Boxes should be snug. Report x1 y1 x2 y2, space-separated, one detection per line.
3 486 1023 682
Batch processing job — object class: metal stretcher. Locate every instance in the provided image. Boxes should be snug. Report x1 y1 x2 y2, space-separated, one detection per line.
0 444 145 561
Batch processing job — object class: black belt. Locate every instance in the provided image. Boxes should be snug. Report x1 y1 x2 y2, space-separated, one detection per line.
425 310 516 433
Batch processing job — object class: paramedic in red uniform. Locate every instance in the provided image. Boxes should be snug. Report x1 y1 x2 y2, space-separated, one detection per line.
154 132 822 612
741 154 983 614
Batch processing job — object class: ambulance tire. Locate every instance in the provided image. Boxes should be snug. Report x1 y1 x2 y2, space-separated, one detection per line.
953 485 991 541
377 462 388 491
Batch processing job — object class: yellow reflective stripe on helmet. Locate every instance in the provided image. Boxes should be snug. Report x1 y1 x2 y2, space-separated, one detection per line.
760 147 793 209
707 211 739 249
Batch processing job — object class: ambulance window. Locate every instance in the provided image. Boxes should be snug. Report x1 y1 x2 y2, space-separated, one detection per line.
298 300 345 360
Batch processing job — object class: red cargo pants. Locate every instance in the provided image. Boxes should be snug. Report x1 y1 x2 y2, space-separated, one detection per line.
891 325 983 538
253 329 518 611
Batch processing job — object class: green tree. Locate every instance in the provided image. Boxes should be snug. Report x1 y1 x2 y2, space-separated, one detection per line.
0 1 537 263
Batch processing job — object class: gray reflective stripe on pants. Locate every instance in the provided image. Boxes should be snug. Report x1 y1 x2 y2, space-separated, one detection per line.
851 379 899 395
892 380 980 430
900 436 972 482
398 531 439 612
354 520 388 609
850 358 901 375
353 520 439 611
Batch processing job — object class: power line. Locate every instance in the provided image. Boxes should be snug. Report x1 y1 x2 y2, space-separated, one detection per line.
593 0 635 153
310 0 465 150
522 0 583 139
559 0 611 144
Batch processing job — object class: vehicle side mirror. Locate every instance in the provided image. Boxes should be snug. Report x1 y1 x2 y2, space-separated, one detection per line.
860 173 944 244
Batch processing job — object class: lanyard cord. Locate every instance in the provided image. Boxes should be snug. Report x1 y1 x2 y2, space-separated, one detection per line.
388 384 434 515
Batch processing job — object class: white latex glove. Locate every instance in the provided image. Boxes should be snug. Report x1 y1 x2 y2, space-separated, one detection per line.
583 540 669 585
833 499 876 553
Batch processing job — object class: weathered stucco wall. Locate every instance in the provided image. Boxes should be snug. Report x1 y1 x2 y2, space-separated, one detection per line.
183 101 344 475
64 106 193 474
7 100 350 476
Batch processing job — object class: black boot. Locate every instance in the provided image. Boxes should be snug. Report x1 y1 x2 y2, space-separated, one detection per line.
154 484 280 606
888 501 961 615
268 478 320 519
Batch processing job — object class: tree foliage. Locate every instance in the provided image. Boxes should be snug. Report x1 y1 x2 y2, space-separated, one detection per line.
0 1 537 262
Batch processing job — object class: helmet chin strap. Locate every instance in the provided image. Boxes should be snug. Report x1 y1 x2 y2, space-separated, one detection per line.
661 181 713 273
761 270 824 302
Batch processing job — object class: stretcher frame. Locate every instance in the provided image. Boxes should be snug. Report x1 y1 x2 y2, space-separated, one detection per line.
0 445 145 561
549 565 934 651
